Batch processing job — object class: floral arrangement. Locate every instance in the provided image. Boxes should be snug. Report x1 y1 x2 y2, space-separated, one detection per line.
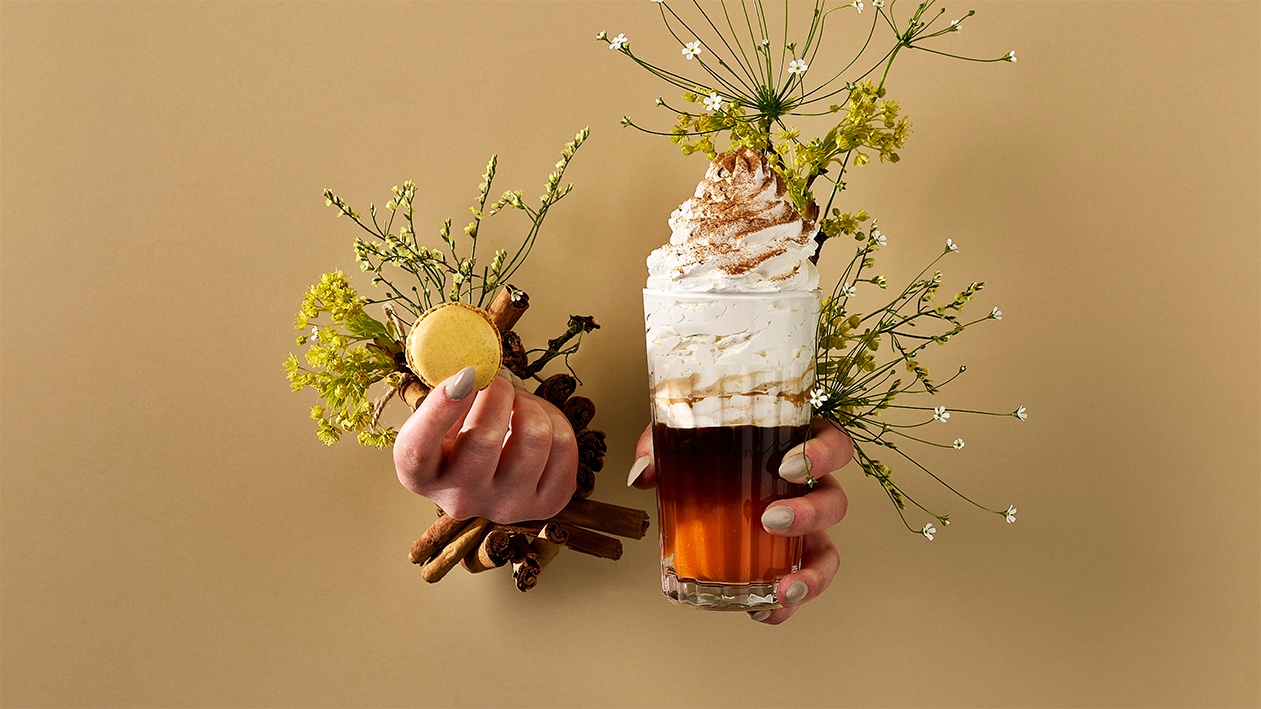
600 0 1023 538
283 129 593 448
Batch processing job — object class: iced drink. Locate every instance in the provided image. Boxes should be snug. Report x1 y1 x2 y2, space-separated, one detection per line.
643 148 821 610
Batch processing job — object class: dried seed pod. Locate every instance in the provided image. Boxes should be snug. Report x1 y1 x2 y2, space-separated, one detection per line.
534 373 577 407
500 330 528 378
577 429 607 472
562 396 596 432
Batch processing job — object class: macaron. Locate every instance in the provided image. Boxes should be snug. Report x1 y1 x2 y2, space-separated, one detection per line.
405 302 502 391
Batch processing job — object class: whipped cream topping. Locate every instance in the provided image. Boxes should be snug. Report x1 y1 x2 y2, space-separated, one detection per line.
644 291 819 429
646 147 820 293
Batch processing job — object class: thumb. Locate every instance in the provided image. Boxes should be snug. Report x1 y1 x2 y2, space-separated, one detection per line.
627 424 657 489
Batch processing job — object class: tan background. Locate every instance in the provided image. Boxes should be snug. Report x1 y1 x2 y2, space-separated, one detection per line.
2 1 1258 706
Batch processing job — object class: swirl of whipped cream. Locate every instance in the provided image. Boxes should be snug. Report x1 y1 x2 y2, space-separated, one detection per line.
646 147 819 293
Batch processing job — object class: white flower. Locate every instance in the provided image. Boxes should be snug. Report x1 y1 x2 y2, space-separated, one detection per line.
950 19 960 31
703 91 723 112
1007 50 1017 63
933 406 950 423
596 30 608 40
872 0 884 6
841 282 857 298
1004 505 1017 524
953 438 965 450
651 0 665 3
946 238 959 253
761 38 770 46
871 229 886 247
310 326 320 341
852 0 864 12
1016 405 1028 421
609 33 628 50
809 387 830 408
991 307 1002 320
682 41 702 60
922 523 937 540
787 58 809 75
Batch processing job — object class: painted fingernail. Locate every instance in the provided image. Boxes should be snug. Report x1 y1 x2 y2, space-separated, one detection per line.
497 367 524 389
778 452 811 483
761 505 795 531
750 610 772 622
627 455 651 487
784 580 809 605
445 366 477 401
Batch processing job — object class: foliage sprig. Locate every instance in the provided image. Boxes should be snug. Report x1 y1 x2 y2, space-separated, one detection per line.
286 130 593 449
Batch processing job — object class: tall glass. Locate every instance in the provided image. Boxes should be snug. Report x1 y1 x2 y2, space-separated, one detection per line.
643 289 820 610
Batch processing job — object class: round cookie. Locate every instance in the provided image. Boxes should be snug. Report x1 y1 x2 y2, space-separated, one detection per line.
406 302 502 391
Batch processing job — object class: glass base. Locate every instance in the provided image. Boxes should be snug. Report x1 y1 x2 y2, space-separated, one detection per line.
661 569 782 611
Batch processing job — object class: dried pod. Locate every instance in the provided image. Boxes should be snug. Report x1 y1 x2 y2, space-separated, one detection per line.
534 373 577 407
577 429 607 472
500 330 528 378
562 396 596 432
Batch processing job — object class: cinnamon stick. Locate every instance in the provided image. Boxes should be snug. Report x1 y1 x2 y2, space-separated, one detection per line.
509 534 541 592
399 375 430 411
410 514 470 564
493 521 546 537
553 497 650 539
487 287 529 333
461 527 512 573
421 518 492 583
559 523 624 561
513 558 541 592
530 523 569 571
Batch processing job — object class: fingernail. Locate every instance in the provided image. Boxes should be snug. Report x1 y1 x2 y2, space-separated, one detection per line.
750 610 771 622
784 580 809 605
778 452 811 483
761 505 795 531
497 367 524 389
445 366 477 401
627 455 651 487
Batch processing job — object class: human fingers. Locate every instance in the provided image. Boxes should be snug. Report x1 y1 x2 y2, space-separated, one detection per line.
484 390 577 522
747 531 840 625
759 474 848 536
777 418 855 484
627 424 655 489
393 366 480 496
420 371 518 517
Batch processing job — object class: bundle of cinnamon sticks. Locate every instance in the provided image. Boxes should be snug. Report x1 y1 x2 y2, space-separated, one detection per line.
403 288 650 591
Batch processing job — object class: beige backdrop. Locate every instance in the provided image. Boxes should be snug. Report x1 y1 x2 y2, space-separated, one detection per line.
2 1 1258 707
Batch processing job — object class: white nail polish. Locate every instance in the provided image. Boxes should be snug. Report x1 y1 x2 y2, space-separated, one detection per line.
627 455 651 487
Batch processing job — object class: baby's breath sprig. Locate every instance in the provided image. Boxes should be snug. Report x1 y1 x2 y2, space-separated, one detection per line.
811 227 1025 538
600 0 1013 247
322 127 589 320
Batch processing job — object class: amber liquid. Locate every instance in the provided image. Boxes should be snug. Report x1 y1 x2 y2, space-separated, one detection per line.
653 423 809 586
